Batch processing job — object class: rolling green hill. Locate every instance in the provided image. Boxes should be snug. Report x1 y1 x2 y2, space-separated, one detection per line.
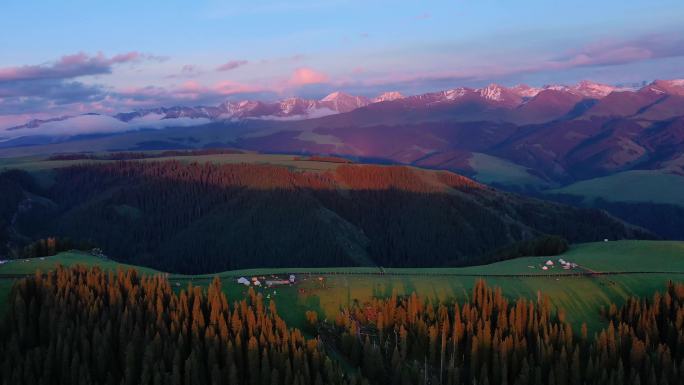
547 170 684 207
468 152 553 189
2 240 683 332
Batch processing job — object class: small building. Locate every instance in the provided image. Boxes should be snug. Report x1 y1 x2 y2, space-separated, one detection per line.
289 274 296 283
253 280 262 287
0 260 6 265
542 266 549 271
237 277 250 286
266 280 290 287
545 260 554 266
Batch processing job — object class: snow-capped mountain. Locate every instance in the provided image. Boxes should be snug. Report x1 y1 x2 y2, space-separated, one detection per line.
539 81 622 99
647 79 684 96
440 88 469 101
510 84 542 98
5 80 682 139
319 92 371 113
372 91 405 103
569 81 620 98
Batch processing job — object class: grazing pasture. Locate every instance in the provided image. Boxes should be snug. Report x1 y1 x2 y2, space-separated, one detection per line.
1 240 683 332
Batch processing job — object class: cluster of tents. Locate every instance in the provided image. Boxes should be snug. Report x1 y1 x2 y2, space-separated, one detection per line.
237 274 296 287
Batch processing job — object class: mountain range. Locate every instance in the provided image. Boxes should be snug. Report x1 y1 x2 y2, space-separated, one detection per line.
1 79 684 189
4 79 682 136
4 89 386 135
4 79 681 133
1 79 684 249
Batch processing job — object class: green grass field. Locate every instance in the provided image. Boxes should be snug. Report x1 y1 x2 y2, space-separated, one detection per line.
2 240 683 332
468 152 553 189
547 170 684 207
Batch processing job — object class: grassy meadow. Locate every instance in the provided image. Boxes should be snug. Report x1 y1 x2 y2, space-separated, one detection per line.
468 152 553 189
547 170 684 206
2 240 683 332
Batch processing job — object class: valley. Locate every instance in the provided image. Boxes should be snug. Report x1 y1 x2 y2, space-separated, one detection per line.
2 2 683 384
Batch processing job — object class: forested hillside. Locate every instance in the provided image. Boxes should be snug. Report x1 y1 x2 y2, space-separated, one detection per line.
327 280 684 385
1 161 648 273
0 266 356 385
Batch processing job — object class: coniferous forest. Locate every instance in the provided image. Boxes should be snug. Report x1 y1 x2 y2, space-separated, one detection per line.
0 161 648 273
328 280 684 385
2 267 684 385
0 266 353 385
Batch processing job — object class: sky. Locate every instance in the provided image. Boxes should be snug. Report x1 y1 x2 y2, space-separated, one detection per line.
1 0 684 126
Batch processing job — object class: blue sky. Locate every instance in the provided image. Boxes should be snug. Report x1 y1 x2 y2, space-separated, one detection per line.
1 0 683 122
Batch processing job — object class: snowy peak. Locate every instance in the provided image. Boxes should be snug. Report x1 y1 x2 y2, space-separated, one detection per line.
320 91 347 102
319 92 371 113
572 81 618 98
372 91 405 103
442 88 470 100
540 82 618 99
647 79 684 96
475 84 524 106
544 84 571 92
478 84 506 101
511 84 542 98
278 97 317 114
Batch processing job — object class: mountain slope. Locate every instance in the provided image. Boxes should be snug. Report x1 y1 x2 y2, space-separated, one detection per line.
1 159 649 273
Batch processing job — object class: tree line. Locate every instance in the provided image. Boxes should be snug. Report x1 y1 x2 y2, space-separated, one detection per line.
327 280 684 385
2 269 684 384
0 266 359 385
46 148 244 161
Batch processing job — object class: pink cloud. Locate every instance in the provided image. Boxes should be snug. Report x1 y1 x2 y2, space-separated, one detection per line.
174 80 262 97
289 67 329 86
350 33 684 91
0 51 163 82
216 60 248 72
532 34 684 73
212 80 263 95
